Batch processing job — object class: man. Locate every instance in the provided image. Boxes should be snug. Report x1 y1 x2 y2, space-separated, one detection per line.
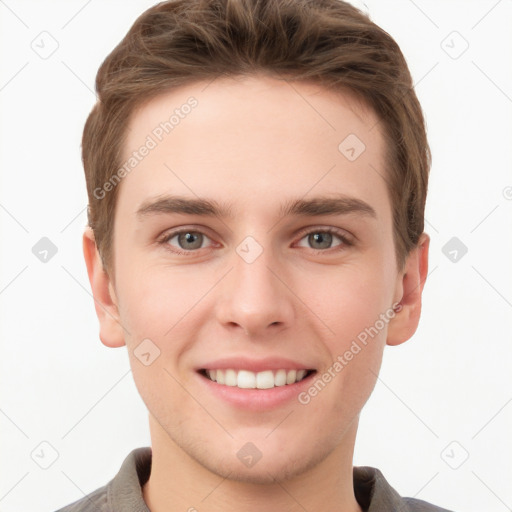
57 0 453 510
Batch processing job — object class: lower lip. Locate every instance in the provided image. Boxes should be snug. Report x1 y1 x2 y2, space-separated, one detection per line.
197 371 316 411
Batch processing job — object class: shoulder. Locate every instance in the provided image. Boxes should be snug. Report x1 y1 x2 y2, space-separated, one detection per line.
54 484 109 512
53 447 151 512
403 496 455 511
353 465 455 512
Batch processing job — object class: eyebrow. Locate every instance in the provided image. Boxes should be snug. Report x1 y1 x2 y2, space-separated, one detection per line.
136 194 376 220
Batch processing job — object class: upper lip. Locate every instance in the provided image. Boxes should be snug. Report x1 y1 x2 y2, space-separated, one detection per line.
197 357 315 373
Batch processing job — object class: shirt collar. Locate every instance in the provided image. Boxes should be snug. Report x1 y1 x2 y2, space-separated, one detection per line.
108 447 409 512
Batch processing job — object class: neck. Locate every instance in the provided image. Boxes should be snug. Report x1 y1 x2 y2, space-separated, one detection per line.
142 415 363 512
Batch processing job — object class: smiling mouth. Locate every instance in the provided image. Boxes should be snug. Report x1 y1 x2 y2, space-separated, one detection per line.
198 368 316 389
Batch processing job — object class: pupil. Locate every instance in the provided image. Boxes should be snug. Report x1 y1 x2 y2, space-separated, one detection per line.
179 232 202 249
310 232 332 249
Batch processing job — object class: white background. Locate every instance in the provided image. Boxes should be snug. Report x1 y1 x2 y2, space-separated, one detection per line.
0 1 511 511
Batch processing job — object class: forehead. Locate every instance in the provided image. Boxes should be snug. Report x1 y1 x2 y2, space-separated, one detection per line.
118 75 389 222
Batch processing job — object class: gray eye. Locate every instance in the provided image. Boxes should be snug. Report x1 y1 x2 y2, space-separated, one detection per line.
308 232 333 249
175 231 204 250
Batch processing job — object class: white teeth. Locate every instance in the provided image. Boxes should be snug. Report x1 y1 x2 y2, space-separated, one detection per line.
274 369 287 386
256 370 274 389
237 370 256 389
204 368 310 389
286 369 297 385
225 369 237 386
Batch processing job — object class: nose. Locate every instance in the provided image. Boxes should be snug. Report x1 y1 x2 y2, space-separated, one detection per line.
215 242 296 338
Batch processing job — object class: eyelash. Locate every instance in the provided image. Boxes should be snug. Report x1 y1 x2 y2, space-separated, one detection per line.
157 226 354 256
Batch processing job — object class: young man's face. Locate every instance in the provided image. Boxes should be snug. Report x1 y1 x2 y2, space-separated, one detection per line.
85 75 428 484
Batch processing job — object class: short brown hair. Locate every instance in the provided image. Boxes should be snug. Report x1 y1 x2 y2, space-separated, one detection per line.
83 0 430 273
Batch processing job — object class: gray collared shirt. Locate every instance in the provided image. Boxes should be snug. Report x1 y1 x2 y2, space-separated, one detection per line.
55 447 454 511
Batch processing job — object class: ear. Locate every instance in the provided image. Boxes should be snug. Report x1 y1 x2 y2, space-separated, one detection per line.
386 233 430 346
83 227 125 348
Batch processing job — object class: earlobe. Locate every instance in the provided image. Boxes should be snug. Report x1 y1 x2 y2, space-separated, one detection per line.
386 233 430 346
83 227 126 348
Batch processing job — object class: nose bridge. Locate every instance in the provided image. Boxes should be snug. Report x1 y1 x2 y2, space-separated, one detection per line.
215 236 295 336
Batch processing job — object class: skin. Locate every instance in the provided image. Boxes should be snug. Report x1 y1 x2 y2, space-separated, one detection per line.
84 74 429 512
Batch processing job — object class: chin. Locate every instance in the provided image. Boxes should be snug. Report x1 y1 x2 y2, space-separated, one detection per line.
187 439 332 485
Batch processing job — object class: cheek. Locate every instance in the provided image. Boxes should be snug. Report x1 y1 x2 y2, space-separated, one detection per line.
302 263 395 346
117 266 195 416
115 259 200 343
299 292 388 431
297 263 393 406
